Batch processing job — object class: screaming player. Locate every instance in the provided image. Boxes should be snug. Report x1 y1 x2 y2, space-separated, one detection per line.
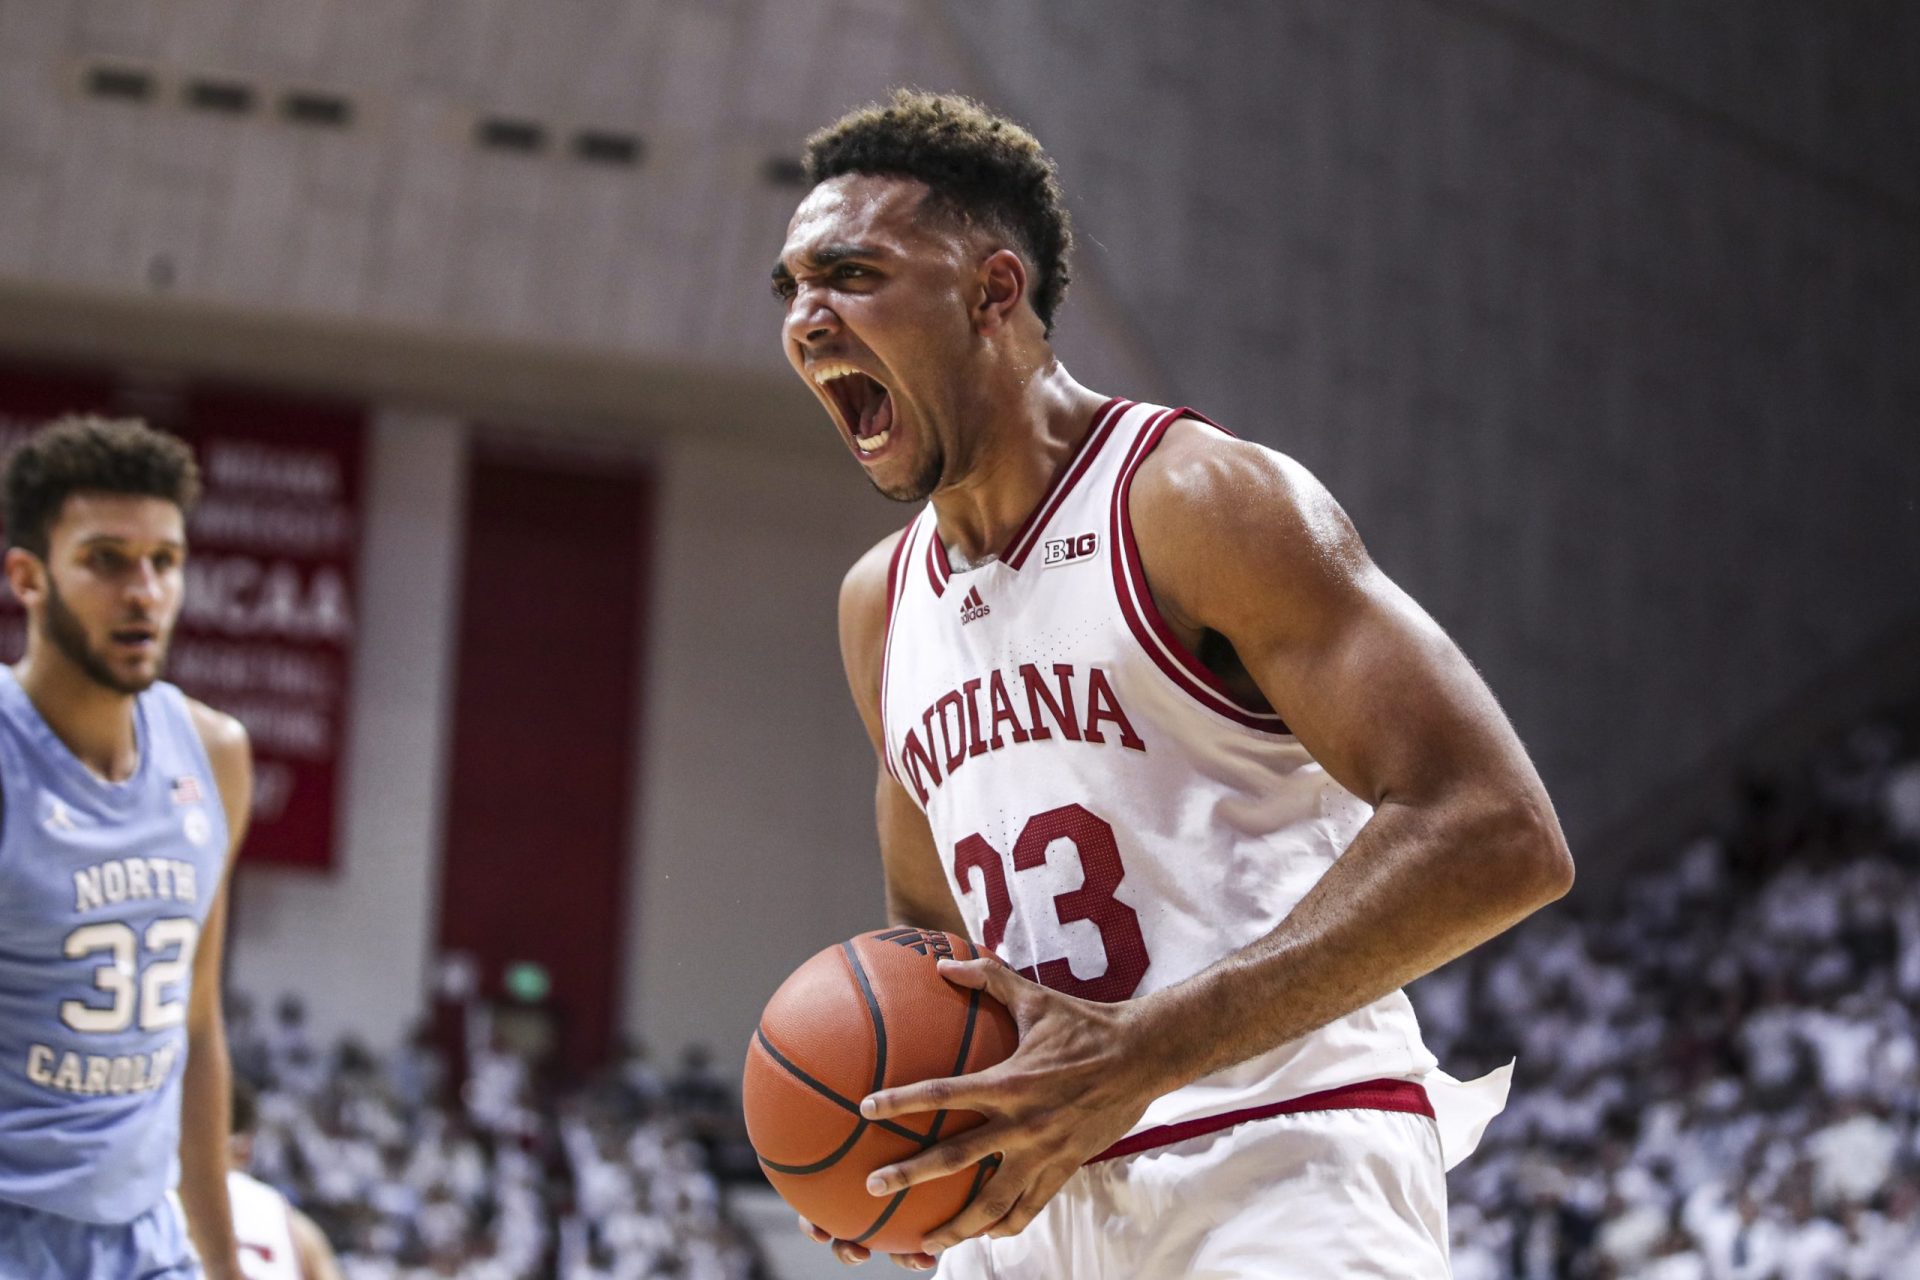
773 92 1573 1275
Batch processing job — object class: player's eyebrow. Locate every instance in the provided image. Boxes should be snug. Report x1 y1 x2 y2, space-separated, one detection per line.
76 534 185 551
771 241 885 282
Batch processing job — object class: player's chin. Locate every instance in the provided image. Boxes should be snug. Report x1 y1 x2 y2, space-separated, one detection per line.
105 655 165 694
857 437 941 504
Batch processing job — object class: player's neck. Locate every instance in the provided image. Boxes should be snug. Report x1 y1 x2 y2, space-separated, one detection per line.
11 643 141 781
930 359 1108 565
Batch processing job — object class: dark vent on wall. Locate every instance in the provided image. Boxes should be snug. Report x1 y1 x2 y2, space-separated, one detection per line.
572 129 643 167
281 90 352 128
184 78 257 115
85 65 155 103
762 156 808 187
477 117 547 154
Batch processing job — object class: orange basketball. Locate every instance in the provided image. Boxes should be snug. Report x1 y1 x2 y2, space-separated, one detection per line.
743 927 1018 1254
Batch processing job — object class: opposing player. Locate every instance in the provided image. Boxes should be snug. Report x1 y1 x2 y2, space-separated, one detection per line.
0 417 250 1278
773 92 1575 1275
228 1078 344 1280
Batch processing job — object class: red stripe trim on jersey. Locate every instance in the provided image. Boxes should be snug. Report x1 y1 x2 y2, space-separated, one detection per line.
1002 397 1130 569
1087 1078 1434 1165
924 518 951 598
877 521 915 785
1109 409 1293 734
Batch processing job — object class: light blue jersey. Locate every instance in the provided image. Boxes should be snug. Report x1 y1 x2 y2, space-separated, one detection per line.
0 666 229 1226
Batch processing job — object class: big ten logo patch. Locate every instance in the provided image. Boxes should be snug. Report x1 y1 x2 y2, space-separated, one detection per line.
876 927 956 959
1042 532 1099 567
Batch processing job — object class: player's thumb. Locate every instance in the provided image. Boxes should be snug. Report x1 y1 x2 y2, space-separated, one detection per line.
937 954 1024 1002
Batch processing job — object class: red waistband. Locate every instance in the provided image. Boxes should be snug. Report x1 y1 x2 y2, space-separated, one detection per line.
1087 1077 1434 1165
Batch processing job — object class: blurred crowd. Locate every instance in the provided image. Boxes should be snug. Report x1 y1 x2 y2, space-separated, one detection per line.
1419 723 1920 1279
227 718 1920 1280
226 993 766 1280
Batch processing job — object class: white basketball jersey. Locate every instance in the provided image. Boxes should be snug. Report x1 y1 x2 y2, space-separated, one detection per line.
229 1169 301 1280
879 398 1439 1141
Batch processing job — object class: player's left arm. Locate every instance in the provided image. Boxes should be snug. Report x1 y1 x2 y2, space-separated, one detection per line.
862 421 1573 1250
180 701 253 1280
289 1203 347 1280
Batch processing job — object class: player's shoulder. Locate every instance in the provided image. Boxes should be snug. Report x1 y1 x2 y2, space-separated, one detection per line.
182 695 249 763
1129 417 1371 624
1134 417 1331 531
1136 416 1362 561
182 695 252 815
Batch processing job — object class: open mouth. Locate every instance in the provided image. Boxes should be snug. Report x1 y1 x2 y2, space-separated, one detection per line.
812 362 895 456
109 625 157 651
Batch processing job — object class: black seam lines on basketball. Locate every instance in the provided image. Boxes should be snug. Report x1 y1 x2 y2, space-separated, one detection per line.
844 940 889 1098
752 1029 931 1150
755 1078 872 1175
963 1153 1000 1210
851 1184 913 1246
925 980 982 1145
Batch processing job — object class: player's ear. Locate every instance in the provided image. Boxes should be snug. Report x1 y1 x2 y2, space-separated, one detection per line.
3 547 46 608
973 249 1027 335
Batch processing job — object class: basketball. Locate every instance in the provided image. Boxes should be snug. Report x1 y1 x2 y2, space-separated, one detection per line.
742 927 1019 1254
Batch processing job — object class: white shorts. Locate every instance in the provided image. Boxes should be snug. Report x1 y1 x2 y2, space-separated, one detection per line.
934 1106 1452 1279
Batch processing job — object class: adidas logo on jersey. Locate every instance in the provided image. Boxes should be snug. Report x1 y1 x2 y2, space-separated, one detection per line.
1041 532 1099 567
959 585 991 625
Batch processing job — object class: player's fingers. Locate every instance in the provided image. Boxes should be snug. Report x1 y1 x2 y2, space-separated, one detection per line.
935 954 1033 1003
985 1161 1074 1239
932 955 997 988
866 1122 1009 1194
799 1214 833 1244
862 1063 1009 1120
888 1252 939 1270
831 1238 873 1265
921 1162 1030 1253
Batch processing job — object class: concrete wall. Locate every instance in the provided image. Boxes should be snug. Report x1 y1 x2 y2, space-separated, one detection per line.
933 0 1920 855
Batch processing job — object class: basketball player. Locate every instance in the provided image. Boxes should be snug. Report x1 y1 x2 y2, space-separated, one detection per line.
0 417 250 1278
772 92 1575 1275
228 1078 344 1280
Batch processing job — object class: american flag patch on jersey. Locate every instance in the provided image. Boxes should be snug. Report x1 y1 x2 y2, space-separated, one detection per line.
171 775 204 805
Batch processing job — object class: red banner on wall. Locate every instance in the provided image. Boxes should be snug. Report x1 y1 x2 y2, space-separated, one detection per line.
0 361 365 870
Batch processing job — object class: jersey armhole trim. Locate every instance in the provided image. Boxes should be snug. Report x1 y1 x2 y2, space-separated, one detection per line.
165 684 237 860
877 520 916 785
1110 408 1295 736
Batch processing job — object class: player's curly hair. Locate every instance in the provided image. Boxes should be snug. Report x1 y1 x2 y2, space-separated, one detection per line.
804 89 1075 335
3 415 201 557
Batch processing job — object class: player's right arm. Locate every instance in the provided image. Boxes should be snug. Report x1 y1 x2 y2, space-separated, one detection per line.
840 528 967 938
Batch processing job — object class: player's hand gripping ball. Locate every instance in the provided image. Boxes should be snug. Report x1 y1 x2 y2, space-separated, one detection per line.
743 928 1018 1254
